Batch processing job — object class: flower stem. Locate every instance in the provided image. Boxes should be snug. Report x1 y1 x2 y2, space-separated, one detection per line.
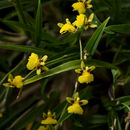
24 69 36 80
79 38 83 60
73 81 78 96
16 87 23 99
55 103 68 129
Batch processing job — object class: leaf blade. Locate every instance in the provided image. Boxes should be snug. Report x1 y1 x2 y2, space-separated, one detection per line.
85 17 110 55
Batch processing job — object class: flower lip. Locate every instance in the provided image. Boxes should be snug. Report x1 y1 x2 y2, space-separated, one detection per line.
41 117 57 125
66 92 88 115
67 102 84 115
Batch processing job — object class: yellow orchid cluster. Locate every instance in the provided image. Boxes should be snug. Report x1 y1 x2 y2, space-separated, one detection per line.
66 92 88 115
57 0 97 34
3 53 49 89
38 111 57 130
66 61 95 115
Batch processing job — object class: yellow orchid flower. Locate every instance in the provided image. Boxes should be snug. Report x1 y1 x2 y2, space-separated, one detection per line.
3 74 23 88
38 126 47 130
27 53 40 70
66 92 88 115
75 61 95 84
72 0 93 14
78 71 94 84
73 13 97 30
27 53 48 75
41 111 57 125
72 2 86 14
57 18 76 34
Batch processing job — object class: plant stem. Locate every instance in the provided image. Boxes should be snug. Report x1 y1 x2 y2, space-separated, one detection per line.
4 87 9 102
24 69 36 80
73 81 78 96
55 103 68 129
16 87 23 99
79 38 83 60
113 44 122 63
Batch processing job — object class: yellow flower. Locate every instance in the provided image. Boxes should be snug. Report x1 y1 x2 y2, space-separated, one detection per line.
72 2 86 14
0 113 3 118
73 14 87 29
73 13 97 30
87 13 97 28
12 76 23 88
66 92 88 115
41 117 57 125
86 0 93 9
68 102 83 115
41 111 57 125
38 126 47 130
75 60 95 84
72 0 93 14
78 71 94 84
57 18 76 34
27 53 40 70
3 74 23 88
27 53 48 75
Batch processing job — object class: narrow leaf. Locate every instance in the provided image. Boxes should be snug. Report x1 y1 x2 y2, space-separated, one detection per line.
0 44 54 55
106 24 130 34
34 0 42 46
85 17 110 55
24 59 117 85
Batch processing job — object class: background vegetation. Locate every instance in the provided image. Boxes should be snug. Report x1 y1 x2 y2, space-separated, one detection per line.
0 0 130 130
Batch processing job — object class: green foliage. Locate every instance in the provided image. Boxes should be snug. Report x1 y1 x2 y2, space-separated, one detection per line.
0 0 130 130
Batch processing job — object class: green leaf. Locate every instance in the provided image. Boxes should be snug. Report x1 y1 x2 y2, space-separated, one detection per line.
107 111 116 128
34 0 42 46
116 116 122 130
112 96 130 111
1 19 34 32
0 44 54 55
114 96 130 103
112 69 121 83
85 17 110 55
106 24 130 35
0 0 12 9
24 60 81 85
41 79 48 100
86 59 117 69
24 59 117 85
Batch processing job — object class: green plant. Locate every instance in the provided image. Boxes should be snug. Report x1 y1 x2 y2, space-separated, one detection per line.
0 0 130 130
